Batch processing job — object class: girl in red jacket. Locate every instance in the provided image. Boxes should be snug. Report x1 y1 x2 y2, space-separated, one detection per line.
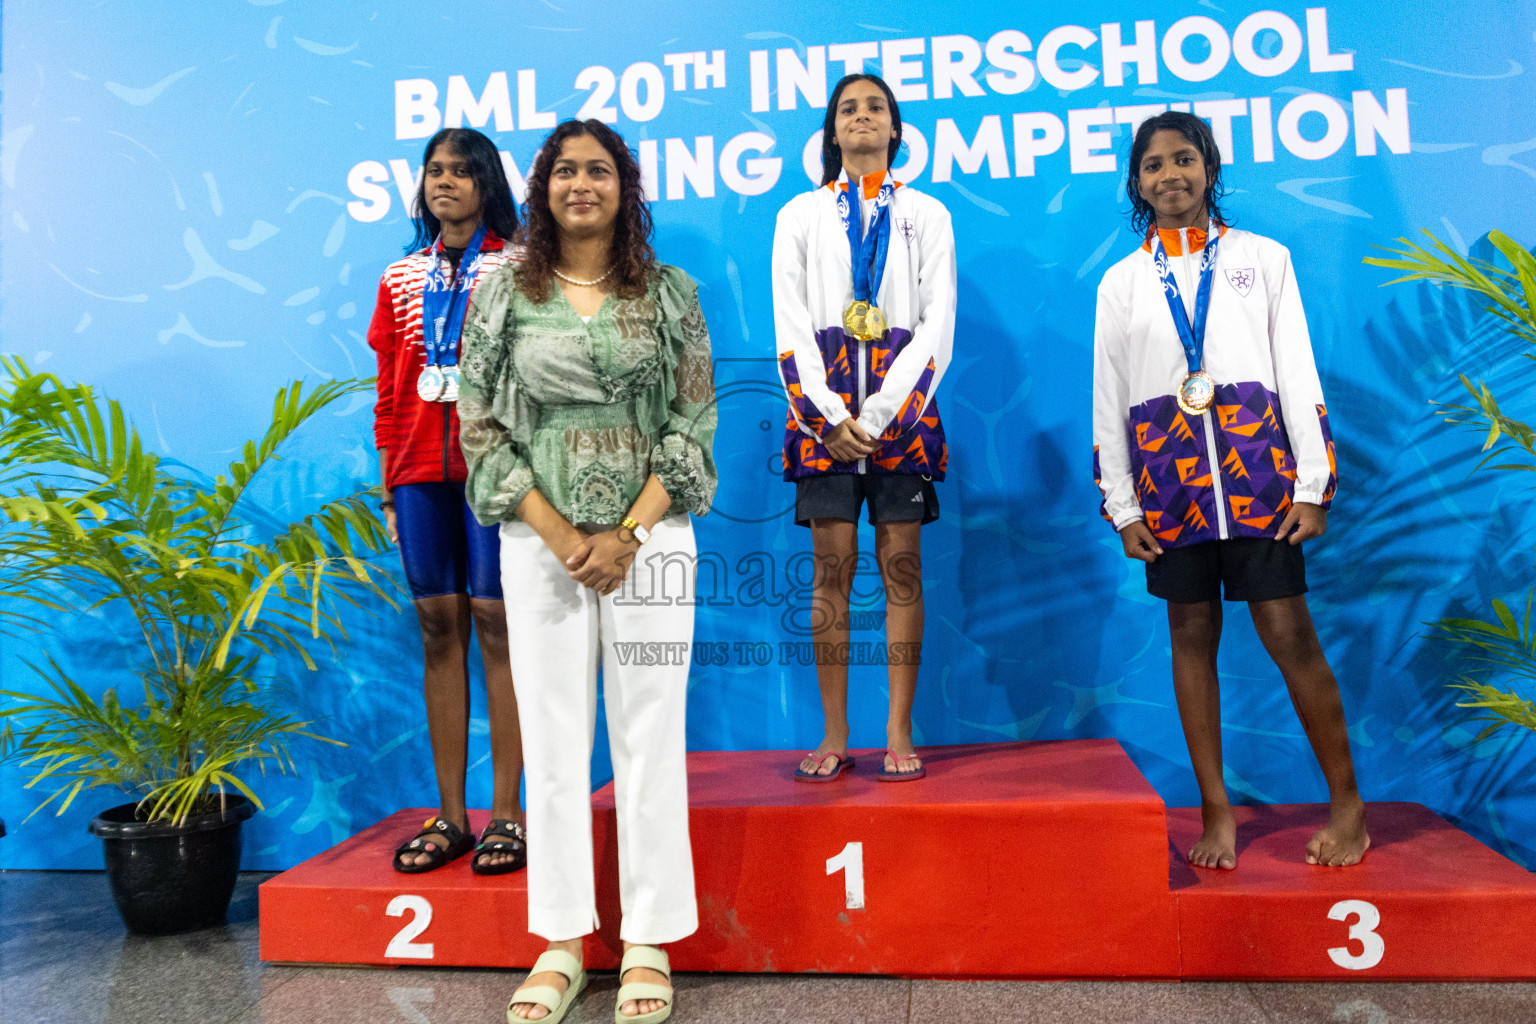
368 127 525 874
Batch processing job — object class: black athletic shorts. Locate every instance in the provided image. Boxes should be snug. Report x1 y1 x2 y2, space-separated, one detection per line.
794 473 940 527
1145 537 1307 603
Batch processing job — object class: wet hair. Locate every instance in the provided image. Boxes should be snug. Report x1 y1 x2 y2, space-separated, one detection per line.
1126 111 1228 236
406 128 519 253
820 74 904 186
516 119 656 304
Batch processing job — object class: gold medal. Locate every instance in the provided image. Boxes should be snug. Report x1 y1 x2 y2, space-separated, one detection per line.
1176 370 1217 415
865 304 887 338
842 301 887 342
843 300 870 339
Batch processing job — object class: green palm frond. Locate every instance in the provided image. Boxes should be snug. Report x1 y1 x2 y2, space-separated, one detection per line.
191 378 375 550
0 363 396 825
1449 679 1536 743
1372 230 1536 747
1366 230 1536 481
1365 229 1536 346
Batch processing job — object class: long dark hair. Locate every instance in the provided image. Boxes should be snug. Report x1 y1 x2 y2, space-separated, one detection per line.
516 119 656 305
406 128 519 253
1126 111 1228 236
820 74 903 186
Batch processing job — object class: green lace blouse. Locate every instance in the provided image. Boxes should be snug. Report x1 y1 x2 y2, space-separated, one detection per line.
456 263 717 527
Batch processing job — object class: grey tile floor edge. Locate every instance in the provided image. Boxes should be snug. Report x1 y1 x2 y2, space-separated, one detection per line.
4 871 1535 1024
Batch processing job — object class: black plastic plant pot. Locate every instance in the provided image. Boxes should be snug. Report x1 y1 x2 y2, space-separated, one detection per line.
88 795 255 935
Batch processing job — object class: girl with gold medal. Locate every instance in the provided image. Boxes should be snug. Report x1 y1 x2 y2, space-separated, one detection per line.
1091 111 1369 871
772 74 956 783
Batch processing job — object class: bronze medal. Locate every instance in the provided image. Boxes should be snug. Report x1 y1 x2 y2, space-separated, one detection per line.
1176 370 1217 416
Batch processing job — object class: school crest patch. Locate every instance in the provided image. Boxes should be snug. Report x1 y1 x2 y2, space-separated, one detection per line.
1226 267 1255 297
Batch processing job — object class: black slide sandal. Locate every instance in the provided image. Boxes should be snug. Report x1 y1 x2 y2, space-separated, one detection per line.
472 818 527 875
393 815 474 874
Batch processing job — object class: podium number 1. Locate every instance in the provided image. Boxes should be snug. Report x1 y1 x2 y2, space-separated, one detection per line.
826 842 865 910
386 895 436 960
1327 899 1384 970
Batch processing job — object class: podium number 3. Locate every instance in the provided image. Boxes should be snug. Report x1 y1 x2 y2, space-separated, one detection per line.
1327 899 1383 970
386 895 435 960
826 842 865 910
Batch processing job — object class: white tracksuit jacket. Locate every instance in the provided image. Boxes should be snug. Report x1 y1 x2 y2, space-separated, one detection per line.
1092 223 1336 548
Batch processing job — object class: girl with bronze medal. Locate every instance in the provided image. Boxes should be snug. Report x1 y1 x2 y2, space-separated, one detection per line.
772 75 956 784
367 128 528 876
1091 111 1368 871
1149 194 1221 416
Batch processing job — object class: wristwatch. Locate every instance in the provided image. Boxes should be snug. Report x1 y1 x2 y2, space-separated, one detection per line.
620 516 650 545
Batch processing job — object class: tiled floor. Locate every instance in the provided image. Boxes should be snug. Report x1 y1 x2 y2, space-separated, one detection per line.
3 871 1535 1024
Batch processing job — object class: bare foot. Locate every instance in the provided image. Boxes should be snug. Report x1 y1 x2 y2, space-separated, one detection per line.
1188 802 1238 870
619 947 671 1019
798 749 849 776
1307 800 1370 866
883 750 923 774
509 940 581 1021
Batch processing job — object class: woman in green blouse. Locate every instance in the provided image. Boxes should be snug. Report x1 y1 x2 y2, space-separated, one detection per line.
458 120 715 1024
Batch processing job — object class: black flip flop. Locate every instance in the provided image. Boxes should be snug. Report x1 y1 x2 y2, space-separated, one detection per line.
472 818 528 875
393 815 474 873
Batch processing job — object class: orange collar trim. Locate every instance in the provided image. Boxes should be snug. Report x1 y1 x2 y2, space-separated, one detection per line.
1141 222 1227 256
826 173 904 199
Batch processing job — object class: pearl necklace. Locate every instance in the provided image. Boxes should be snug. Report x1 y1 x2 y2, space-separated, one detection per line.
553 265 615 287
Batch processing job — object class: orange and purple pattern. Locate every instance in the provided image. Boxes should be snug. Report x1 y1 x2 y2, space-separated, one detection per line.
781 325 947 480
1097 381 1335 547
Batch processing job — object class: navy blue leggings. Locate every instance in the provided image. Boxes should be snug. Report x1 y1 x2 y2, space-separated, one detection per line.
393 481 503 601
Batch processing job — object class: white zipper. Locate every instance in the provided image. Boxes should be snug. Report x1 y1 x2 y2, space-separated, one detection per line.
856 189 870 475
857 339 869 475
1201 408 1229 539
1178 228 1228 539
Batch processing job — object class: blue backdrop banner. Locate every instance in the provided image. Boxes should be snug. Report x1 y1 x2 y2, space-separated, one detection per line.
3 0 1535 870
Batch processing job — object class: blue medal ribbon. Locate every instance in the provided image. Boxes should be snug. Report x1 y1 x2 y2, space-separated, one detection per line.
1150 225 1222 376
420 222 488 369
838 175 894 306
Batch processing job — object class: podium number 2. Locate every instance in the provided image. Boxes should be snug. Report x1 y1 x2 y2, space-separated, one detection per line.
1327 899 1383 970
386 895 435 960
826 842 865 910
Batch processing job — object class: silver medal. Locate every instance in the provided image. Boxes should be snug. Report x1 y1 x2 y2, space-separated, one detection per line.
440 366 460 403
416 365 447 402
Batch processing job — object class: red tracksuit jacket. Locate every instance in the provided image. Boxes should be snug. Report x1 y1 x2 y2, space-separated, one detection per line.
367 233 514 488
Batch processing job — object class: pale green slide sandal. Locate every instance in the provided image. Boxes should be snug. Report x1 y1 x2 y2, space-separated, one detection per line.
507 948 588 1024
614 944 674 1024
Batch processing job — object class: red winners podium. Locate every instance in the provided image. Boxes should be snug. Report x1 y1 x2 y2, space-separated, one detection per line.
1169 802 1536 979
259 740 1536 979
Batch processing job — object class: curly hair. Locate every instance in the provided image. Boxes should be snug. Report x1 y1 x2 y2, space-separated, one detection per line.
1126 111 1229 237
516 119 656 305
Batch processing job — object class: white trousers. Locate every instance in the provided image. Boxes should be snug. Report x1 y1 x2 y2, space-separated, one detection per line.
499 517 698 944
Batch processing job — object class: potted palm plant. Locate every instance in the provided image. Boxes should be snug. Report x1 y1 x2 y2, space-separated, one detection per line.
0 358 395 933
1366 230 1536 744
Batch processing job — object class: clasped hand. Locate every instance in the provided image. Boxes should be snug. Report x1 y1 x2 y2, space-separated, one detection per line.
823 419 879 463
562 528 639 597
